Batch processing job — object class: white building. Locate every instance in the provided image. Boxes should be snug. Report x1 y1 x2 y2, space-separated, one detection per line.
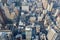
25 27 32 40
22 5 29 12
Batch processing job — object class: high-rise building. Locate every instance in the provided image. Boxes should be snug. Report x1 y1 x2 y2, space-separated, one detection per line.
36 25 40 33
22 5 29 12
29 17 36 23
47 28 57 40
1 0 7 5
43 10 47 15
47 2 54 11
55 32 60 40
0 15 4 24
56 16 60 29
42 0 48 9
0 30 12 40
3 4 15 20
54 9 59 17
25 27 32 40
0 0 1 2
37 16 42 21
40 34 46 40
